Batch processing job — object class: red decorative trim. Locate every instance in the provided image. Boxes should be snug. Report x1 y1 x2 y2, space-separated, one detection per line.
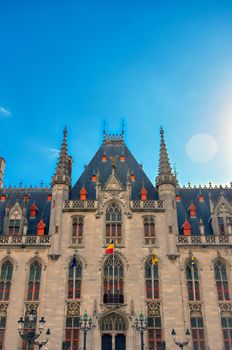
140 187 148 201
182 219 191 236
30 203 38 218
189 203 196 218
80 187 87 201
37 219 46 236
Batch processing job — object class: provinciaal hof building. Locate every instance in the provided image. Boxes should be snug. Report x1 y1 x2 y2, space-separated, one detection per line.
0 127 232 350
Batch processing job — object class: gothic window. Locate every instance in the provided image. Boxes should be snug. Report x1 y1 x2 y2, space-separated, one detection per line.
0 312 6 349
65 316 80 350
105 203 122 245
214 260 230 301
147 302 162 350
68 258 82 300
145 257 159 300
190 312 205 350
218 217 225 235
221 313 232 350
8 219 20 235
27 261 41 301
186 260 200 301
227 217 232 234
144 217 155 245
0 261 13 301
103 255 124 304
100 312 126 331
72 217 84 245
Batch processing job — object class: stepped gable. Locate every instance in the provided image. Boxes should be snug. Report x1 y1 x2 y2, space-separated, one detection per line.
71 133 158 200
0 187 51 235
176 187 232 236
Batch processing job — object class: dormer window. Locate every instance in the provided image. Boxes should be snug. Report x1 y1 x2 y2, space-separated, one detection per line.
91 174 97 182
47 194 52 201
140 187 148 201
102 154 107 162
24 194 30 203
120 155 125 162
182 219 191 236
37 219 46 236
9 220 20 235
1 194 6 202
30 204 38 218
176 195 181 202
189 203 197 218
80 187 87 201
130 174 135 182
198 194 204 202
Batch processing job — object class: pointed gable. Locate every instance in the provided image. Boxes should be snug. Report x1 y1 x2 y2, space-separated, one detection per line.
104 172 123 191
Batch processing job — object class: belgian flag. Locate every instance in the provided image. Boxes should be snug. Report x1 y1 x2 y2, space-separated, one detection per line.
105 241 115 254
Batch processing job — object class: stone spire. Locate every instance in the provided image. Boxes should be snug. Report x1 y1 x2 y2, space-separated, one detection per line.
156 127 176 187
52 127 71 186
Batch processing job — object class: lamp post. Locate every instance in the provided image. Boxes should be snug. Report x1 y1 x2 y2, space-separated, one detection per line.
18 310 51 350
133 312 148 350
171 329 191 349
79 310 93 350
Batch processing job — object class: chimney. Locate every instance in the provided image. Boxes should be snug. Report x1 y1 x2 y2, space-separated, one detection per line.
0 157 6 188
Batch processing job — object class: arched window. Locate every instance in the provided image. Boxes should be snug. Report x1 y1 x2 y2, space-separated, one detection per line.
0 261 13 301
64 303 80 350
147 302 162 350
145 257 159 300
103 255 124 304
100 312 126 331
105 203 122 245
27 261 41 301
68 258 82 300
144 216 155 245
221 311 232 349
214 260 230 301
72 217 84 245
186 260 200 301
190 311 205 350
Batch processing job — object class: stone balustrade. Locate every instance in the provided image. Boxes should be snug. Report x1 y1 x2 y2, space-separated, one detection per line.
63 200 97 210
130 200 165 211
0 235 51 246
177 234 232 246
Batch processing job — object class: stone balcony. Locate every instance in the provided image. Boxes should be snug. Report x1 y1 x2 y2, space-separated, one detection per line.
177 234 232 247
0 235 51 247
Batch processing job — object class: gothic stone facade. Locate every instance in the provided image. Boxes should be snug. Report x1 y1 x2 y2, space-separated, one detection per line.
0 129 231 350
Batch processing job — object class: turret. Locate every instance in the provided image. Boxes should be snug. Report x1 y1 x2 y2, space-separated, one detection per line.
0 157 6 188
49 127 72 258
156 127 178 258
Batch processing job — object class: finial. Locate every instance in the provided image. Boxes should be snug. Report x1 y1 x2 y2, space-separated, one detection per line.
103 120 106 137
160 126 164 139
64 126 67 136
122 119 125 135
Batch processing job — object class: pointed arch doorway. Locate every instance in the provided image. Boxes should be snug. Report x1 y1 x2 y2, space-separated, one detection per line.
100 312 127 350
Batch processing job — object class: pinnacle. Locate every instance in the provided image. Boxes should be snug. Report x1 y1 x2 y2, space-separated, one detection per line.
52 127 71 185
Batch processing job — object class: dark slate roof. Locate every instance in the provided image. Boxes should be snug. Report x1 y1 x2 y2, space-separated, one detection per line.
0 188 51 235
176 188 232 236
71 142 158 200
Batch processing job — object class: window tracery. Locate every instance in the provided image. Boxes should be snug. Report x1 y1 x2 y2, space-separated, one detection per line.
147 301 162 350
105 203 122 245
144 217 155 245
68 258 82 300
0 261 13 301
186 260 200 301
27 261 41 301
214 260 230 301
145 257 159 300
72 217 84 245
103 255 124 304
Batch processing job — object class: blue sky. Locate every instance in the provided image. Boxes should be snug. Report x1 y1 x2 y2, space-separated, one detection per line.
1 0 232 187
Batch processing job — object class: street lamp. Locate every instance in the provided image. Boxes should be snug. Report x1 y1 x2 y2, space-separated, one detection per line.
133 312 148 350
18 310 51 350
171 328 191 349
79 310 93 350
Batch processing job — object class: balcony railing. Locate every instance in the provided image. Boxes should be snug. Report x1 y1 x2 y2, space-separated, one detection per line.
63 200 97 211
0 235 51 246
177 235 232 246
130 200 165 211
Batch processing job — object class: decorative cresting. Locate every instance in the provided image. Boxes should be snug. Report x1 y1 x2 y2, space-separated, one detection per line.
100 312 127 332
105 202 123 245
103 254 124 305
66 300 80 316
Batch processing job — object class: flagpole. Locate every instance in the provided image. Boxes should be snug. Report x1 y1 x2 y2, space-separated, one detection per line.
113 240 115 303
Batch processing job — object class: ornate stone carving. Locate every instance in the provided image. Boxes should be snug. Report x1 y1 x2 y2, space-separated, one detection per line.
0 303 8 314
188 303 202 312
66 300 80 316
219 303 232 313
146 301 161 317
25 302 39 314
